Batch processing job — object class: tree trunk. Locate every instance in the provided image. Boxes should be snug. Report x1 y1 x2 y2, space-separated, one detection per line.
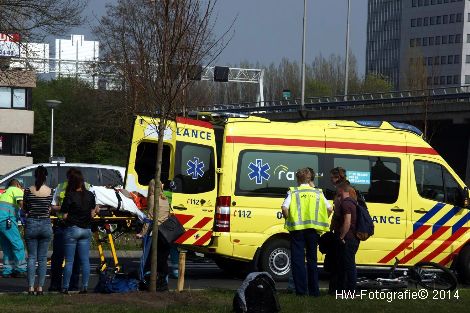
149 119 166 292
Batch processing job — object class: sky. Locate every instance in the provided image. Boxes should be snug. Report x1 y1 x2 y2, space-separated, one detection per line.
71 0 368 74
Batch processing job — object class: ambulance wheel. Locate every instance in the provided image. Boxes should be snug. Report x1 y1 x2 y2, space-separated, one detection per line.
260 238 290 281
456 245 470 284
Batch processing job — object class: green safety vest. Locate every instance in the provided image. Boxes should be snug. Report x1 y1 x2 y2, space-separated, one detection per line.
57 181 91 206
285 185 329 232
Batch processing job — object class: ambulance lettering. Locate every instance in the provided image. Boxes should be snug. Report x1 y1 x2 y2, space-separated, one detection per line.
176 127 212 140
372 215 401 224
274 165 295 181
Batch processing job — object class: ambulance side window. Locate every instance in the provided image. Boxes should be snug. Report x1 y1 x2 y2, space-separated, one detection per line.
324 155 401 204
173 142 215 194
414 160 463 205
236 150 319 197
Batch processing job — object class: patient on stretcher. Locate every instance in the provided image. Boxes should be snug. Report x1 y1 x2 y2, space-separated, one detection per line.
92 186 147 223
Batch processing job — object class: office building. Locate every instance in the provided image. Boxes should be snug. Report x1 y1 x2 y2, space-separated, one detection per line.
366 0 467 90
0 69 35 175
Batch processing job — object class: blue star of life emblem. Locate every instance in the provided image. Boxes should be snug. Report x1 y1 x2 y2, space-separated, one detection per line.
248 159 270 185
186 157 205 179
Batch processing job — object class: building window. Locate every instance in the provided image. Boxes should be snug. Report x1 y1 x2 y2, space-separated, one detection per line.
465 55 470 63
447 76 453 84
430 16 436 25
454 55 460 64
440 76 446 84
425 0 430 4
443 15 449 24
429 36 435 45
416 37 422 46
467 34 470 43
431 0 436 4
456 34 462 43
413 0 417 6
0 87 27 109
448 55 454 64
454 75 460 84
466 75 470 84
423 37 429 46
434 56 440 65
434 76 439 85
410 38 416 47
410 57 414 65
418 18 423 26
441 56 447 64
450 14 456 23
437 16 442 24
449 35 455 43
442 35 448 44
436 36 441 45
419 0 424 6
424 17 429 26
468 13 470 22
457 13 463 22
0 134 28 156
428 57 433 65
438 0 442 3
412 19 417 27
423 57 427 66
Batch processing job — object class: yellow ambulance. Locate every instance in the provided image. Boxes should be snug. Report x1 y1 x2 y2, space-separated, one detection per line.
125 114 470 281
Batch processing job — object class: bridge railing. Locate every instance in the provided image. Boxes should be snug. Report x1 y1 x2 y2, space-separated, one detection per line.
193 85 470 113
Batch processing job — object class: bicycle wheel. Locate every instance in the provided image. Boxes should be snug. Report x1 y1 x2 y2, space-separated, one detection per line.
356 278 408 290
413 262 458 291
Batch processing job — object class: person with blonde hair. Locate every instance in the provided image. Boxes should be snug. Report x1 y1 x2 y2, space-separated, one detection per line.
281 168 331 296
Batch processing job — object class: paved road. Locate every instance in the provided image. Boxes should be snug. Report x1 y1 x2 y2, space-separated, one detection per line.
1 254 467 293
0 255 291 293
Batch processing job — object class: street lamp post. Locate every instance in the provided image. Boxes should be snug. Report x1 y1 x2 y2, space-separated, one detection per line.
344 0 351 100
300 0 307 112
46 100 61 161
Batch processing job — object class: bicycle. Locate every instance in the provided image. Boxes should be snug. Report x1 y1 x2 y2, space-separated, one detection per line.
356 258 458 291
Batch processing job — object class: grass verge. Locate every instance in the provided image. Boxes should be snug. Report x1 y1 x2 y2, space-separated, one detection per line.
0 288 468 313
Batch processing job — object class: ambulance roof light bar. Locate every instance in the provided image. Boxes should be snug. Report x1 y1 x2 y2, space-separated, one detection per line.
188 111 249 124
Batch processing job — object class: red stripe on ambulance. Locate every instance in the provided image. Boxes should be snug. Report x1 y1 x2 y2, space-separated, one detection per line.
378 225 431 264
226 136 438 155
419 227 469 263
399 226 449 264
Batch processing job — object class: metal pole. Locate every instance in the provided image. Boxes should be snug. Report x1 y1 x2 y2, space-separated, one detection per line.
344 0 351 100
50 107 54 159
301 0 307 111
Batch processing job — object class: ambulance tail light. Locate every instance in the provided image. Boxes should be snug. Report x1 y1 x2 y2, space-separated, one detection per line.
215 196 231 232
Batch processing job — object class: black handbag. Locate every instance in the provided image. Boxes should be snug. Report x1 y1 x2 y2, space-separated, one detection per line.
158 214 186 244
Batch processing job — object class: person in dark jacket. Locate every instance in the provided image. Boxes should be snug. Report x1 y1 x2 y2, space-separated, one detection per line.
61 170 98 294
329 181 360 293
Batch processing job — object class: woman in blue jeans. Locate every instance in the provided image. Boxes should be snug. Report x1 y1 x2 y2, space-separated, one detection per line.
60 170 97 294
23 166 53 295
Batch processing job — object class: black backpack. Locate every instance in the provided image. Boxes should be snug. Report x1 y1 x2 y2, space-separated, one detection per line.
349 190 374 241
233 272 280 313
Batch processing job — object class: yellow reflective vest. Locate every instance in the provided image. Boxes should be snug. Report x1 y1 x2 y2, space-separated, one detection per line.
57 181 91 206
285 185 329 232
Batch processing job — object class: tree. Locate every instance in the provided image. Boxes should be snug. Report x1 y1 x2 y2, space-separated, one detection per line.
94 0 231 291
31 78 131 165
361 73 393 94
0 0 86 41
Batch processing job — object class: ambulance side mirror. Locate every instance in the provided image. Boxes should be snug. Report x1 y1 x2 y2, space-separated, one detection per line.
463 187 470 209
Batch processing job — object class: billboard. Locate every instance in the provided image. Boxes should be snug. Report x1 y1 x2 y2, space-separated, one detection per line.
0 33 20 58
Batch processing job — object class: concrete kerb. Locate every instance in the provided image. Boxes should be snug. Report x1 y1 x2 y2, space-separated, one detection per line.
0 250 143 259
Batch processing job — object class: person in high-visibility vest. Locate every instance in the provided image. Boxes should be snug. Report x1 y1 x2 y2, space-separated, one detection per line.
49 168 91 291
0 179 27 277
281 168 332 296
